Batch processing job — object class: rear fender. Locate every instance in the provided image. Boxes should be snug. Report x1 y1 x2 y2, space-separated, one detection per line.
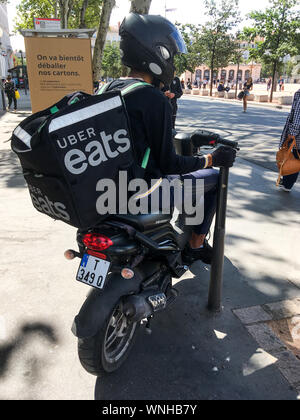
71 267 146 339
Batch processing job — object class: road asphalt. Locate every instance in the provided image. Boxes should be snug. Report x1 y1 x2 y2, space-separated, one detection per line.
0 90 299 400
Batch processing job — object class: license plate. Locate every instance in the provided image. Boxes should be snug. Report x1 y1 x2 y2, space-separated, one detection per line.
76 254 110 290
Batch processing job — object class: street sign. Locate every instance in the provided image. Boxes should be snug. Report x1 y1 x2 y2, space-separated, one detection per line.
34 18 61 30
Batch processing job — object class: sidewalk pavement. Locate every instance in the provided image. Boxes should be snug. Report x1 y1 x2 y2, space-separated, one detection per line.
183 92 293 112
0 107 300 400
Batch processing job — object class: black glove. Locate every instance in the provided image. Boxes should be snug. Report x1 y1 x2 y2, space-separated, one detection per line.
211 146 236 167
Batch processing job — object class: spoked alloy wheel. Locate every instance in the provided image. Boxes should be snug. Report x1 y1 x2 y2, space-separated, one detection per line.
78 301 139 376
103 304 138 366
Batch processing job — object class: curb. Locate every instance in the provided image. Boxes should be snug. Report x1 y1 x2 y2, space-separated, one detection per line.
233 298 300 397
182 93 291 112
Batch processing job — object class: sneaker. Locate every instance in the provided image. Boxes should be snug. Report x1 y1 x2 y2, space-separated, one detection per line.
182 240 213 265
278 179 291 192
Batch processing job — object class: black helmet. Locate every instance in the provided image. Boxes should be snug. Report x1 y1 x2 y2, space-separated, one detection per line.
119 13 187 86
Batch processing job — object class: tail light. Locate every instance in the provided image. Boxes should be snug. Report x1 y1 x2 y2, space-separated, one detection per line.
82 233 113 252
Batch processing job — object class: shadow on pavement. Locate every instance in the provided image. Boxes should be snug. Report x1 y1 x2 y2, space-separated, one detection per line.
94 256 299 401
0 149 26 189
228 162 300 226
0 322 58 381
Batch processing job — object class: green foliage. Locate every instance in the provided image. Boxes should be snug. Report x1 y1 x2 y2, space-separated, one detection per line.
242 0 300 68
174 23 205 75
201 0 240 68
68 0 102 29
14 0 102 32
242 0 300 99
14 0 56 32
101 42 122 79
175 0 240 94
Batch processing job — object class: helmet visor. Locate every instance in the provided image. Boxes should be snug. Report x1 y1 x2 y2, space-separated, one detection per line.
169 26 187 54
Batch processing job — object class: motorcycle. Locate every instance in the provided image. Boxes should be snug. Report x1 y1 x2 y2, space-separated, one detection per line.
64 130 239 375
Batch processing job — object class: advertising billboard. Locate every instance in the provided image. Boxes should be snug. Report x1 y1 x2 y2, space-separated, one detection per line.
24 36 93 113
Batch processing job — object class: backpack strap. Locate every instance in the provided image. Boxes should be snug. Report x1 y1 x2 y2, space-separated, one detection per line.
96 80 151 97
97 80 152 170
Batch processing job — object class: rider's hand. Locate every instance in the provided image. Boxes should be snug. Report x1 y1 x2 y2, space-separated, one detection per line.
211 146 236 168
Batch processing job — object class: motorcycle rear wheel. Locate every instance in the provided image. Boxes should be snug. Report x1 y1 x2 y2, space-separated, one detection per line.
77 301 139 375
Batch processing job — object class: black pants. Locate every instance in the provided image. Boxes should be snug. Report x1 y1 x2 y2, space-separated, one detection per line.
7 93 17 110
171 101 178 129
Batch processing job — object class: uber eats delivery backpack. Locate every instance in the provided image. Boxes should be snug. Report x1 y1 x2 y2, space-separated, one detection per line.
11 81 151 229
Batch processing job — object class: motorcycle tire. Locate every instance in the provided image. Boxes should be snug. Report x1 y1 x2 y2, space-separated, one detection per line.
77 300 139 375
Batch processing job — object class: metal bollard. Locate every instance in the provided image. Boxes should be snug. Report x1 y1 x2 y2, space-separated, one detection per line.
207 166 229 312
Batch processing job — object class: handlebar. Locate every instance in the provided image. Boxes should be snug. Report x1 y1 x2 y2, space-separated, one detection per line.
190 130 239 150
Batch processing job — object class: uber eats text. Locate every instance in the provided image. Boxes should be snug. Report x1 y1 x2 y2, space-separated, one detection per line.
58 127 130 175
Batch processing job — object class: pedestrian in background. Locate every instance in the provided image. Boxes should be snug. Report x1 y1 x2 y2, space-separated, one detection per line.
267 77 272 91
180 78 185 89
279 78 284 91
4 75 17 112
217 80 225 92
242 77 253 113
163 75 183 128
277 88 300 192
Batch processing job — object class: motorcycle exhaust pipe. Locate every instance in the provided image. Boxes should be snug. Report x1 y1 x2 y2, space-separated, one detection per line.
123 292 168 323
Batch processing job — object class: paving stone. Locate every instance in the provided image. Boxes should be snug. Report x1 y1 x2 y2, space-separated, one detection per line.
271 349 300 385
292 298 300 313
246 323 286 352
233 306 272 324
263 300 300 320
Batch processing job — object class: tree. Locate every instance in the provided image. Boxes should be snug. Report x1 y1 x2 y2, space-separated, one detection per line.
129 0 152 14
101 42 122 79
92 0 116 82
14 0 102 31
14 0 56 32
174 23 205 80
200 0 240 96
68 0 103 28
230 33 246 98
242 0 300 102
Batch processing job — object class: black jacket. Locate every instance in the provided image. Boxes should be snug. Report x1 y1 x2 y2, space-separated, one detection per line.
107 78 206 183
163 76 183 109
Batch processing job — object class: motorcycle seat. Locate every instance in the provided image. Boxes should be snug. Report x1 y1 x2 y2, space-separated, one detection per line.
112 213 172 232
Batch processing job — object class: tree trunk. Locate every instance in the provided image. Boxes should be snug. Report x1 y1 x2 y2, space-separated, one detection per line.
79 0 89 28
130 0 152 14
92 0 116 82
210 67 214 96
67 0 74 22
235 61 240 99
269 61 277 103
54 0 58 19
209 57 214 96
59 0 70 28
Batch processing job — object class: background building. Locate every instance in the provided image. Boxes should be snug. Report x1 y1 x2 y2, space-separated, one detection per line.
184 63 262 86
0 2 13 78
